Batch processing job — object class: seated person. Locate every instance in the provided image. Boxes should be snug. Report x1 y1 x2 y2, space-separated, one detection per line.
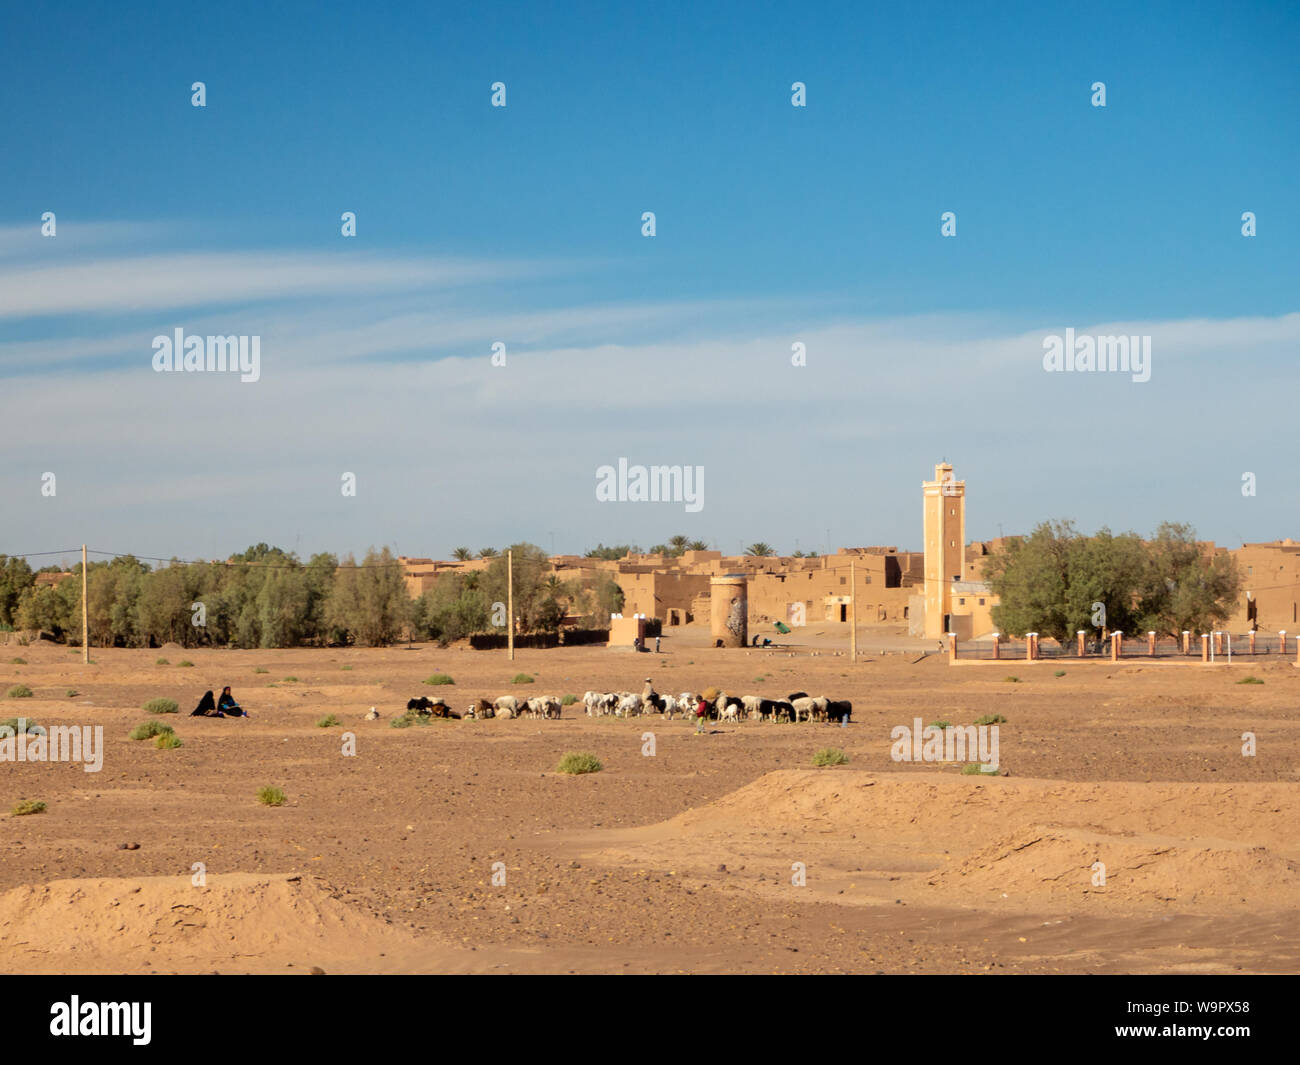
216 686 247 717
190 690 218 717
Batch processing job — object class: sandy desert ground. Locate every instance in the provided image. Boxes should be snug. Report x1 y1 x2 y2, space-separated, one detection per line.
1 625 1297 975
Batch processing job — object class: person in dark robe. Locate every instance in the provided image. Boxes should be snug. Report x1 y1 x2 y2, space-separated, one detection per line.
190 690 218 717
216 686 247 717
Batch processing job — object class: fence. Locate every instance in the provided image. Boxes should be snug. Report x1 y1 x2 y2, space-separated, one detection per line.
953 632 1291 663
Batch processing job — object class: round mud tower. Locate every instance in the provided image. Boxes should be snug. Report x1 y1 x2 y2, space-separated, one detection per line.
710 575 748 648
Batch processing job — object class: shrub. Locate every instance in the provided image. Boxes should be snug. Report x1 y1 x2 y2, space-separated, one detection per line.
129 721 174 741
316 714 340 728
283 676 298 682
177 660 194 668
961 762 998 776
561 694 578 706
257 786 286 806
254 667 268 674
1054 670 1066 678
10 657 26 665
1004 676 1020 683
557 752 602 775
11 799 46 816
65 689 79 698
511 673 535 685
155 732 183 749
927 720 951 730
812 747 849 767
143 697 179 715
973 714 1007 726
6 685 33 699
1238 676 1264 685
155 658 169 666
340 665 352 671
390 711 432 729
0 717 41 735
424 673 455 686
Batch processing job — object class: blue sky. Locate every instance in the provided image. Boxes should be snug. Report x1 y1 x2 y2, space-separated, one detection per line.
2 1 1298 564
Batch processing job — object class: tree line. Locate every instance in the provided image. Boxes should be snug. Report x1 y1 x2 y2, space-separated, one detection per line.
984 521 1242 644
0 542 623 649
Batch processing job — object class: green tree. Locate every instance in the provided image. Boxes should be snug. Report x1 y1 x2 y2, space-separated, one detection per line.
452 547 473 561
746 543 775 557
1136 522 1242 637
984 520 1076 644
0 556 35 628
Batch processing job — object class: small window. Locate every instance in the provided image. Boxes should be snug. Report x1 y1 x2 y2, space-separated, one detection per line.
839 576 846 585
979 598 985 606
959 598 966 605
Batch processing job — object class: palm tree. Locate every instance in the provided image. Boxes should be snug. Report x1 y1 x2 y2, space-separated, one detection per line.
649 544 671 556
746 542 775 557
478 547 499 558
668 534 689 556
687 539 709 552
452 547 472 561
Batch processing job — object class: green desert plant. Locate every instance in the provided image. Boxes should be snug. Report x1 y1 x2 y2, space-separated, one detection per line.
0 717 41 735
1237 675 1264 685
129 721 174 741
973 714 1007 726
561 694 578 706
11 799 46 816
155 658 169 666
283 675 298 682
511 673 535 685
65 689 79 698
1004 675 1020 683
10 657 26 665
143 697 179 715
556 752 602 775
6 684 33 699
177 660 194 668
316 714 340 728
961 762 998 776
1054 670 1066 678
254 667 269 674
927 720 951 730
155 732 183 749
424 673 455 686
257 786 286 806
812 747 849 767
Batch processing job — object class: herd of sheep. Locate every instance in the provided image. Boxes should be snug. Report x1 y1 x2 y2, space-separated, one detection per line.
583 683 852 724
390 679 853 725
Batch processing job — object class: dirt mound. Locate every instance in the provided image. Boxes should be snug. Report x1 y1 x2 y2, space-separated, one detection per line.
926 827 1300 909
580 770 1300 915
0 873 406 973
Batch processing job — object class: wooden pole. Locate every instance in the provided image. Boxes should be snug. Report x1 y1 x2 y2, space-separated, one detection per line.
507 549 514 662
850 559 857 662
81 544 89 664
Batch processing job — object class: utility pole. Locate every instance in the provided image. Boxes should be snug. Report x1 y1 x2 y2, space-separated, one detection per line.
81 544 89 664
507 549 514 662
850 558 857 663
